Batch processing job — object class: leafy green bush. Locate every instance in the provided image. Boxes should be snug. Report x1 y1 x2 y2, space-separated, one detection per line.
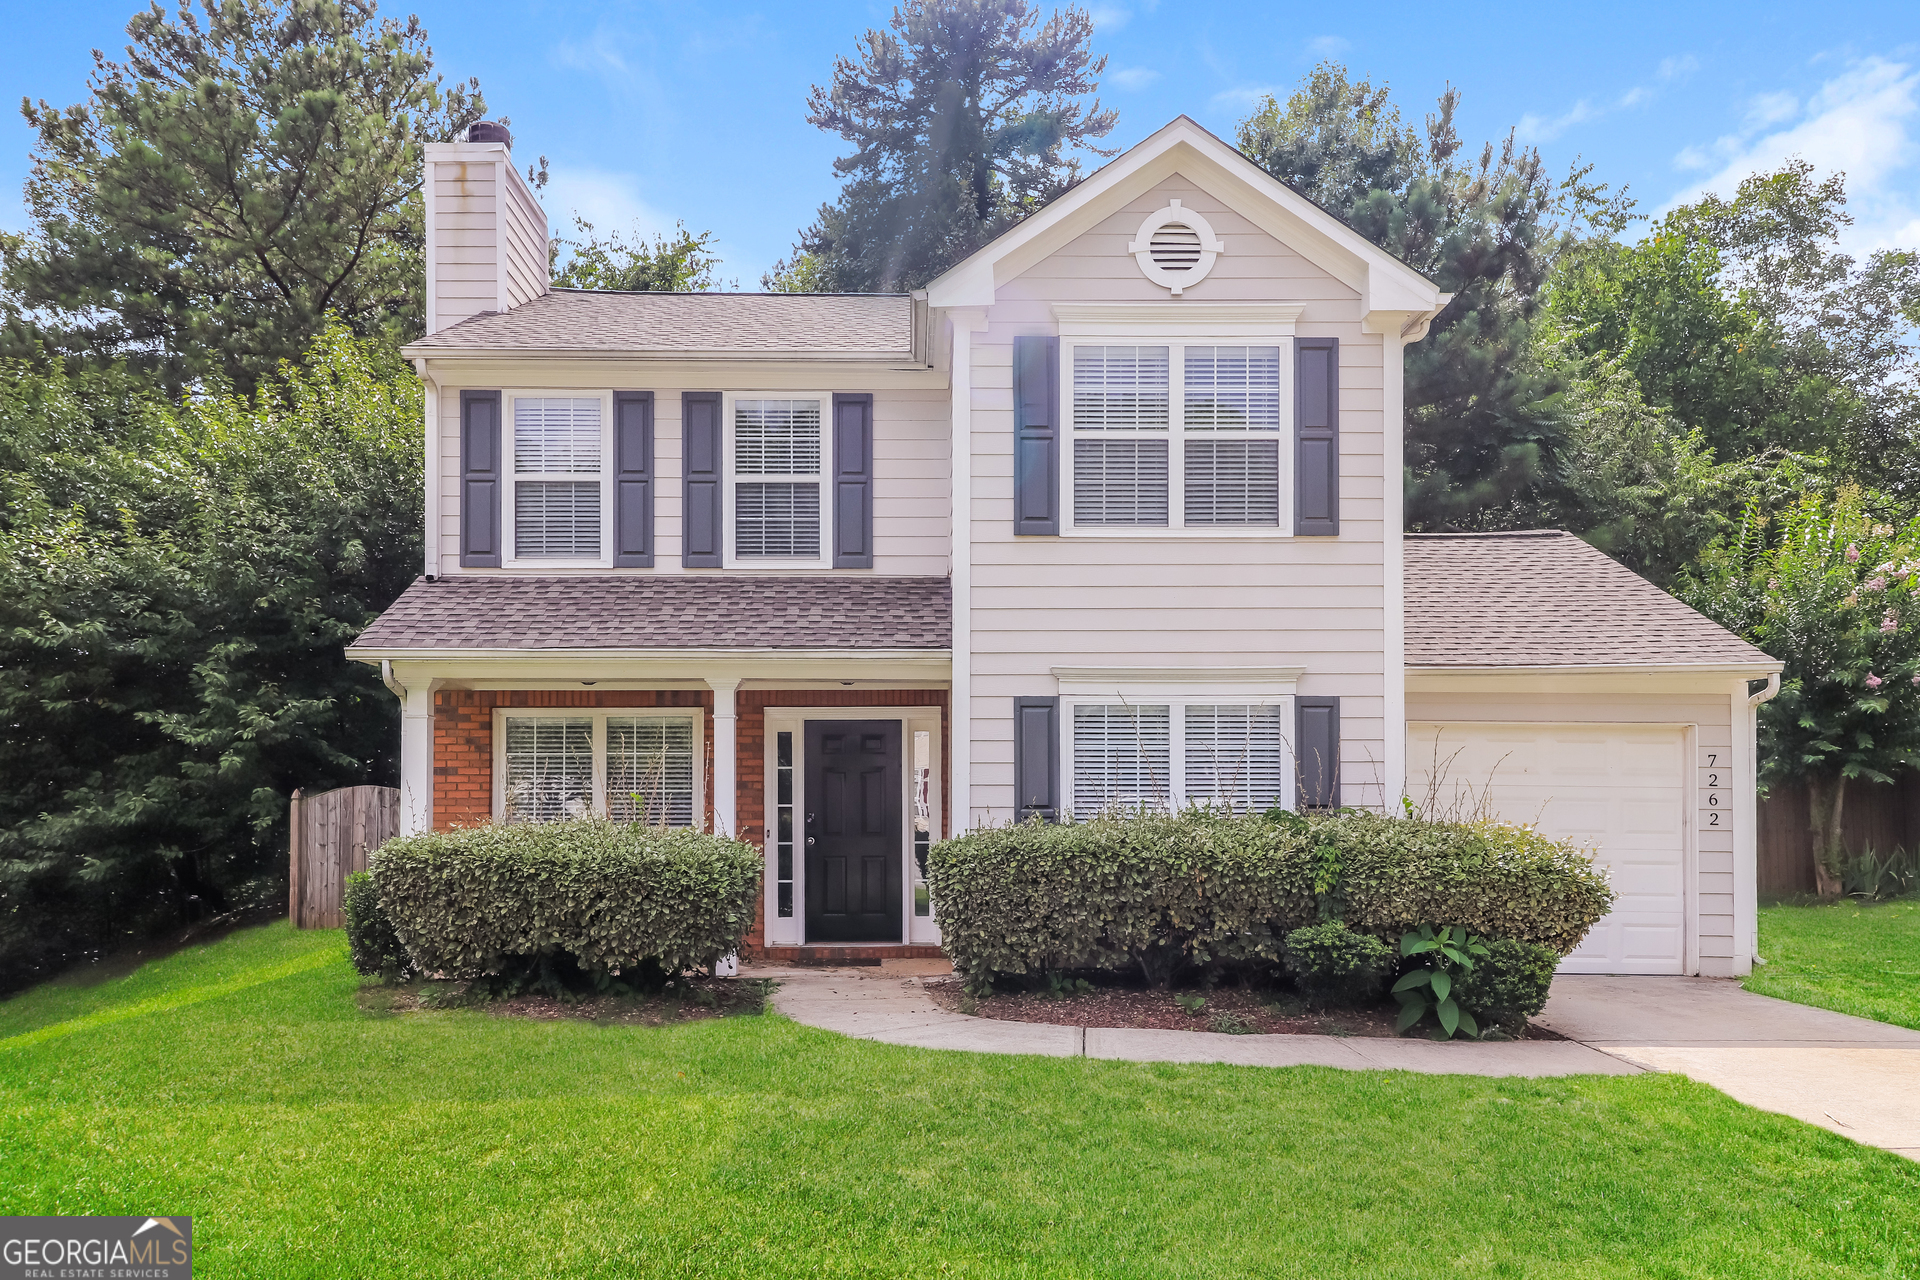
342 870 411 982
1453 937 1561 1032
1283 922 1395 1008
370 820 760 981
1392 925 1491 1038
928 810 1612 988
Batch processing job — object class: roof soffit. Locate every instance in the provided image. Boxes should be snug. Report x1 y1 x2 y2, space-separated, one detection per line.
925 117 1443 319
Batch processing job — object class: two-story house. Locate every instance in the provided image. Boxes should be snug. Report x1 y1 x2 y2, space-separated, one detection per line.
347 116 1782 976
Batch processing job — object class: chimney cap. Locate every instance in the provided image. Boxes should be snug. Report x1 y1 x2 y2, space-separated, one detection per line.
464 120 512 148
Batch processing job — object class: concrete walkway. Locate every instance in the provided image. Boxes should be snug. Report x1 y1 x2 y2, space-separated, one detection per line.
755 964 1920 1159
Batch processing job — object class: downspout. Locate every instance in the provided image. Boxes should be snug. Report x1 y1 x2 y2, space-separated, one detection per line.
381 659 407 702
1748 672 1780 708
1739 672 1781 973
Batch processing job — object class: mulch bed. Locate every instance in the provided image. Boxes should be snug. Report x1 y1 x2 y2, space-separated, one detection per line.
921 979 1561 1040
358 975 770 1026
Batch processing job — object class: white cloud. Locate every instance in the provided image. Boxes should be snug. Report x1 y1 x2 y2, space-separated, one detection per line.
1619 86 1651 108
551 30 630 76
1306 35 1350 57
1659 54 1700 82
1212 85 1283 111
1111 66 1162 91
1089 4 1130 29
1744 90 1799 128
540 167 675 242
1516 99 1598 142
1665 56 1920 253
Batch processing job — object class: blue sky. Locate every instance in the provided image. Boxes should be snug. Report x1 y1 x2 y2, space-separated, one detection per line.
3 0 1916 285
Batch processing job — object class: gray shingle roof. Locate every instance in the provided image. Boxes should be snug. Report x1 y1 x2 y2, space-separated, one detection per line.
404 290 915 355
1405 530 1776 668
350 576 952 652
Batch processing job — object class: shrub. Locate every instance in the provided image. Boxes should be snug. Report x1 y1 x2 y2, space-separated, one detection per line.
1453 936 1561 1033
928 810 1612 988
342 870 411 982
369 820 761 981
1283 922 1395 1008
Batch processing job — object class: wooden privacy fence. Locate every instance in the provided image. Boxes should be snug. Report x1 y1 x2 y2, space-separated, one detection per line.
289 785 401 928
1756 770 1920 896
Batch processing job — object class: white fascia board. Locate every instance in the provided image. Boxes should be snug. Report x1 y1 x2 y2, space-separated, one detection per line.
402 355 947 392
348 649 953 684
924 116 1444 315
1407 662 1783 695
1053 665 1305 699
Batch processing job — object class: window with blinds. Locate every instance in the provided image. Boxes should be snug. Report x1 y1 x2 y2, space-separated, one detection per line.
1067 699 1289 815
511 396 604 559
503 718 594 823
733 399 824 559
1067 342 1286 529
607 717 696 826
1184 704 1285 811
1071 704 1172 813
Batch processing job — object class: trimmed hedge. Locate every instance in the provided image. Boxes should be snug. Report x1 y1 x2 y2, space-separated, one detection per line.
369 820 761 980
1455 937 1561 1031
927 810 1613 986
1283 922 1395 1008
342 870 412 982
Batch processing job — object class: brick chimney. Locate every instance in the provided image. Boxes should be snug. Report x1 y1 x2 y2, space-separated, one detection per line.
423 121 550 335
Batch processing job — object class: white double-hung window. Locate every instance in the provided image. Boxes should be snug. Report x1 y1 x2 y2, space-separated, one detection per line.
1056 668 1301 816
1056 304 1302 535
495 709 703 826
729 397 828 563
507 392 612 563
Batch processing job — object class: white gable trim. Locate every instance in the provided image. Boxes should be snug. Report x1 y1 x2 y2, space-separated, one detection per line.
925 116 1448 327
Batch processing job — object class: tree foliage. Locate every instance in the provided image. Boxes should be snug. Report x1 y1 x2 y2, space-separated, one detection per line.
1238 65 1597 529
774 0 1116 293
1682 490 1920 894
550 217 727 292
3 0 487 394
0 321 421 985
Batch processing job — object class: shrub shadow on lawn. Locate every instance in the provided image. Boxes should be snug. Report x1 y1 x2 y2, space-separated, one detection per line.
356 975 776 1026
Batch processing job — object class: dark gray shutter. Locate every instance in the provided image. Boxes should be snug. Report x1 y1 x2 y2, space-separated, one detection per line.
682 391 722 568
613 391 654 568
1294 337 1339 536
832 393 874 569
1296 696 1341 810
1013 696 1060 821
1013 335 1059 536
459 390 501 568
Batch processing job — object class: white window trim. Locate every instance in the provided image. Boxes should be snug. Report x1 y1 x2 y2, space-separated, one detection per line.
491 707 705 825
1052 308 1304 539
722 392 833 569
1054 667 1302 816
502 388 616 569
760 705 945 948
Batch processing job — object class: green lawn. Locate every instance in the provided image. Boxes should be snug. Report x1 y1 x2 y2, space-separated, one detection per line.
3 925 1918 1278
1748 896 1920 1030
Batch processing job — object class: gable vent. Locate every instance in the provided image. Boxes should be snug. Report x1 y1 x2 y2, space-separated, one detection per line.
1148 223 1204 272
1128 200 1224 295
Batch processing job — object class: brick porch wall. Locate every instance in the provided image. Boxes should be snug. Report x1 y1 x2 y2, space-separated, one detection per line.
432 689 715 830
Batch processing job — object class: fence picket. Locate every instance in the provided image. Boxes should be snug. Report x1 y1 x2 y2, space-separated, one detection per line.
288 784 402 928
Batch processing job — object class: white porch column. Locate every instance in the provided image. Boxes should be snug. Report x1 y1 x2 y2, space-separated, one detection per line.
397 673 434 835
707 676 742 836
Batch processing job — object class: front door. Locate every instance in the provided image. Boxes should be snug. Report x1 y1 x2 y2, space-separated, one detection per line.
805 720 903 942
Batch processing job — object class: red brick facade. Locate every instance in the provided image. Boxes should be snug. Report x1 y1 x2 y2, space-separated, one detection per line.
430 686 950 957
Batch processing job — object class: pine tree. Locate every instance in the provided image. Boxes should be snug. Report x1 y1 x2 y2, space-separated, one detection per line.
1238 65 1589 529
3 0 488 393
770 0 1116 294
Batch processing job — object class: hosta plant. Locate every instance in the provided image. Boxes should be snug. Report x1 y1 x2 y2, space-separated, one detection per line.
1392 924 1490 1039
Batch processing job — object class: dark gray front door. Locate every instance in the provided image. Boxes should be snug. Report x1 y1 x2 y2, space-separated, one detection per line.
804 720 902 942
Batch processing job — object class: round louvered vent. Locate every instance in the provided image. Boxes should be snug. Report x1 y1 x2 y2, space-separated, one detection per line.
1128 201 1223 294
1148 223 1204 272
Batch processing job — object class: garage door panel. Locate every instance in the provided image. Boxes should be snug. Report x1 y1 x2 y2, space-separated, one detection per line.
1408 722 1687 976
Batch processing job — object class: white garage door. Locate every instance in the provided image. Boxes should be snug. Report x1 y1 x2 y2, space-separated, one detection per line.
1406 723 1687 975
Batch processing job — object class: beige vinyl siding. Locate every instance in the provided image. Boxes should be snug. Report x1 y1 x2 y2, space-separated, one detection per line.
967 175 1389 820
435 378 949 576
502 173 549 311
430 160 499 332
1406 689 1740 977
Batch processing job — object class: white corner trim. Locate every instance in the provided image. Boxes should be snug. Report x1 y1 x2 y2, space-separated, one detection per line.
1051 301 1304 338
1127 199 1224 295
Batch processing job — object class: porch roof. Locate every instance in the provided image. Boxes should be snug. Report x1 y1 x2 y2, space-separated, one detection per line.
349 575 952 654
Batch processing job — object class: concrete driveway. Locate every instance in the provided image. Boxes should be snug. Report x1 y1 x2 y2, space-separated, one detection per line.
1537 976 1920 1160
